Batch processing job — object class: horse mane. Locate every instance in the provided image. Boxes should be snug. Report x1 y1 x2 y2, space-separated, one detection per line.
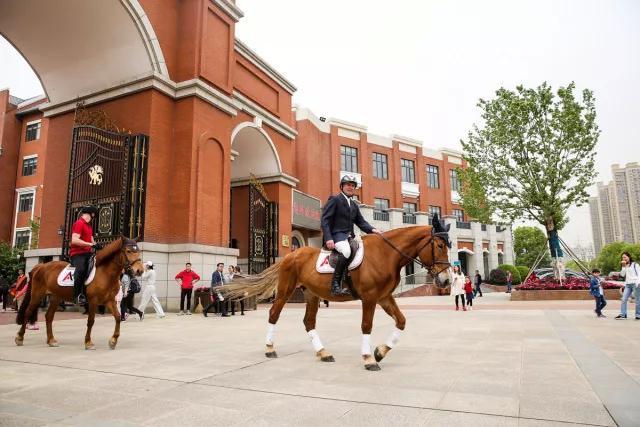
96 238 124 266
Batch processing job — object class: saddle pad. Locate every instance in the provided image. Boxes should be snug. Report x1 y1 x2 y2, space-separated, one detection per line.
316 241 365 274
57 264 97 287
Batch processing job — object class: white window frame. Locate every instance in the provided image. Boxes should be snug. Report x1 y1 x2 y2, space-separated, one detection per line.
13 227 31 249
22 154 38 176
25 119 42 142
13 186 36 247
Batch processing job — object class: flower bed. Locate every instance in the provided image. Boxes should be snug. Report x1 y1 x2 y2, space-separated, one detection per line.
516 273 623 291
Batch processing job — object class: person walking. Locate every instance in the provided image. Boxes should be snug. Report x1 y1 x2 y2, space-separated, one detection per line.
590 268 607 318
0 273 10 312
450 265 466 311
175 262 200 315
474 270 483 297
120 271 143 321
138 261 165 318
615 252 640 320
506 271 513 293
464 276 474 311
204 262 229 317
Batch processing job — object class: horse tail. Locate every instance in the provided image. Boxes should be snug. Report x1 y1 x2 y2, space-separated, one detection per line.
15 268 36 325
220 262 282 301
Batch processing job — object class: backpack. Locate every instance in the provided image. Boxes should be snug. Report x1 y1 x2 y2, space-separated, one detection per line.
129 277 141 294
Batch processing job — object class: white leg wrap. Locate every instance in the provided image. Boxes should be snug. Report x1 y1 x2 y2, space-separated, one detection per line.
307 329 324 352
361 334 372 355
385 327 402 348
266 323 276 346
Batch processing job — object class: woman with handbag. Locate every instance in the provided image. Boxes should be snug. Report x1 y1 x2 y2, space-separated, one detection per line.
120 270 143 321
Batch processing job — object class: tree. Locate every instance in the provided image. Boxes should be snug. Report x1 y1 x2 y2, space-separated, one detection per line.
460 82 599 241
595 242 640 275
458 167 494 223
0 241 25 283
513 226 551 269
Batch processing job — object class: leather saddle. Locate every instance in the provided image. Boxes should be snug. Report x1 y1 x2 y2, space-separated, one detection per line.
322 239 360 268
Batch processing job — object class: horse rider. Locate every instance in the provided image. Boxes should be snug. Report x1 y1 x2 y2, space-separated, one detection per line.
321 175 382 296
70 205 99 305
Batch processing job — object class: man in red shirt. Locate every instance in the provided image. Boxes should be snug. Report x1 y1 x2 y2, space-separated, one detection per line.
175 262 200 315
70 205 99 305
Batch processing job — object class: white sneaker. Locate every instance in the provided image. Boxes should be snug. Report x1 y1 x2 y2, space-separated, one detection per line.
469 306 473 311
177 311 184 316
186 310 192 315
157 314 165 319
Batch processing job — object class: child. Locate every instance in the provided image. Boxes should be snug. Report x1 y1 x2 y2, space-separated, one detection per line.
464 276 474 311
589 268 606 318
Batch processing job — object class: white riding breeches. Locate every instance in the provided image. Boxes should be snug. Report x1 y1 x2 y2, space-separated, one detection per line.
334 240 351 258
138 285 165 316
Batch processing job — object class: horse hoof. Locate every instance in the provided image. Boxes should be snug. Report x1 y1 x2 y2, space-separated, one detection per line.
15 337 23 346
108 340 117 350
265 351 278 358
374 347 386 362
320 355 335 362
48 341 59 347
85 343 96 350
365 363 381 371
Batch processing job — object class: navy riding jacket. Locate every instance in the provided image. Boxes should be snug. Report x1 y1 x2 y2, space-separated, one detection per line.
321 193 374 244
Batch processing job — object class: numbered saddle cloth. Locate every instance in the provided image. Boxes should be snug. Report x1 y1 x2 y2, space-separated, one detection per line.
57 262 97 287
315 238 364 274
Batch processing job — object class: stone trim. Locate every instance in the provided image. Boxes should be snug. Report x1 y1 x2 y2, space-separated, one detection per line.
175 79 237 116
24 247 63 257
121 0 170 77
138 242 239 256
329 117 367 133
392 134 423 148
210 0 244 22
231 172 299 188
235 39 296 94
233 91 297 140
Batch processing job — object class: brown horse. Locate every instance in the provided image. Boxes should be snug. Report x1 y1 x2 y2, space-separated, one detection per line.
15 237 144 350
221 219 452 371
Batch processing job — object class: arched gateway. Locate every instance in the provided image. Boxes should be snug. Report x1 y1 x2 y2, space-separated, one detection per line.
0 0 299 310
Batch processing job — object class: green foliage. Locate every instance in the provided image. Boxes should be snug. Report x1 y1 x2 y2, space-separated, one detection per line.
0 241 25 283
516 266 530 281
460 82 599 232
595 242 640 275
565 259 597 274
498 264 522 285
28 217 40 250
489 268 507 285
458 167 494 223
513 226 551 268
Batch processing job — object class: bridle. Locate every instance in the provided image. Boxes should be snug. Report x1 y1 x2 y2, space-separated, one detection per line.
122 243 143 272
379 229 451 277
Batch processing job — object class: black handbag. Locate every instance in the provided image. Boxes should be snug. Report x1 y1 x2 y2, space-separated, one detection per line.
129 277 141 294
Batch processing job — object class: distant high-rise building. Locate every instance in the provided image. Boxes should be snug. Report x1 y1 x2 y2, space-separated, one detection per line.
590 163 640 255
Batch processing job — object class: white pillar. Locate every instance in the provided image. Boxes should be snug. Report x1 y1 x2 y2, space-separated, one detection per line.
488 224 499 271
470 221 483 275
388 208 404 230
443 215 458 263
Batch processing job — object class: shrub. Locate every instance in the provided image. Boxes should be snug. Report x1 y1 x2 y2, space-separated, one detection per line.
516 266 530 282
498 264 522 285
489 268 507 285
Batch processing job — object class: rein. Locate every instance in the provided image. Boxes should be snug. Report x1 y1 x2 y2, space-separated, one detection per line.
378 231 451 276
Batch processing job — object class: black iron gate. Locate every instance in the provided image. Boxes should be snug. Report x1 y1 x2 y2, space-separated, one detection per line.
62 125 149 259
248 182 278 274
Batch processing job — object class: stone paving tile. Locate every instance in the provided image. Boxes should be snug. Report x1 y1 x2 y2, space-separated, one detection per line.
0 413 48 427
0 295 638 426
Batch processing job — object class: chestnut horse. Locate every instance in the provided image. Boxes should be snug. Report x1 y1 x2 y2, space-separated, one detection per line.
222 219 452 371
15 237 144 350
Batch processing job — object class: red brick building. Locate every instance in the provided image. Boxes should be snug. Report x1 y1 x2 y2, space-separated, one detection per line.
0 0 512 309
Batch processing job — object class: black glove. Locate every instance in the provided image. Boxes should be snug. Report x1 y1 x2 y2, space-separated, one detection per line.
93 243 104 251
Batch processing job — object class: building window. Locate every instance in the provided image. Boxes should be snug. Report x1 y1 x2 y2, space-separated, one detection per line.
18 193 34 212
403 202 417 224
428 206 441 218
22 157 37 176
25 121 41 142
401 159 415 183
340 145 358 173
427 165 439 188
14 230 30 249
372 152 388 179
453 209 464 222
374 198 389 221
450 169 461 192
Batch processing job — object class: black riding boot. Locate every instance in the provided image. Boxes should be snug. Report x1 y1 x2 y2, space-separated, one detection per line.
331 254 351 296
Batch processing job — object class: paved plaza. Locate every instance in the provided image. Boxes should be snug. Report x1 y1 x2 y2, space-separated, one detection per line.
1 292 639 426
